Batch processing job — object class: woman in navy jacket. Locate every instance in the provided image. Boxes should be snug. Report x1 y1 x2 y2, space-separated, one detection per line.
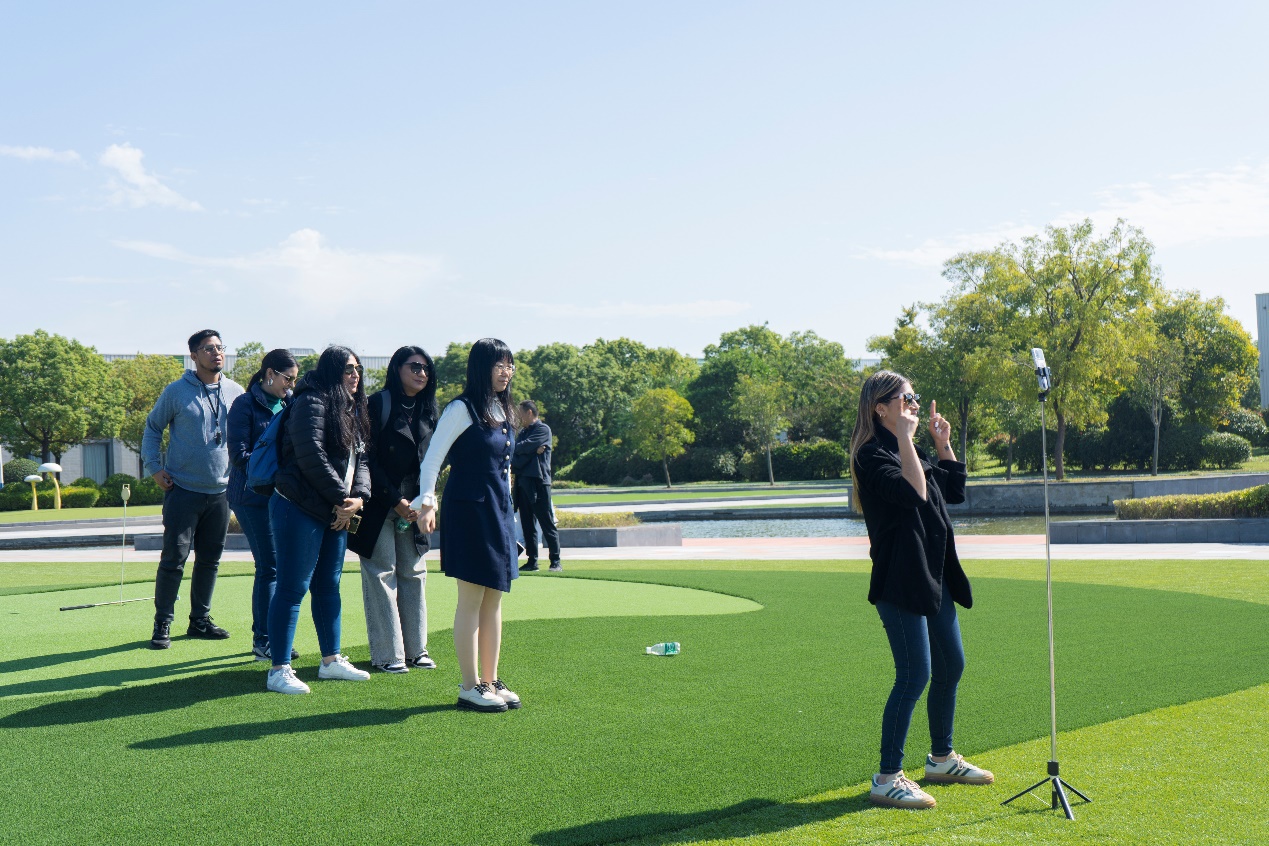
849 370 994 810
226 348 298 662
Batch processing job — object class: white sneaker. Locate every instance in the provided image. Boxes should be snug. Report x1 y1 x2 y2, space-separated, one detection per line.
266 666 310 695
869 772 936 809
924 752 995 784
317 655 370 681
489 678 521 709
457 682 508 713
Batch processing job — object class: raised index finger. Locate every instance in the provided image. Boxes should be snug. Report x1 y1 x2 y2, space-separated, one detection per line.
930 399 937 418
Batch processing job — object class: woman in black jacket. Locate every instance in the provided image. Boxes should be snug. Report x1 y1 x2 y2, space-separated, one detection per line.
226 348 298 662
265 346 373 694
849 370 994 809
347 345 438 673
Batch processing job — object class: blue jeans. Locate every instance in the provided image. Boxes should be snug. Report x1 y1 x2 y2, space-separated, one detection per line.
875 580 966 774
267 494 347 664
232 500 277 648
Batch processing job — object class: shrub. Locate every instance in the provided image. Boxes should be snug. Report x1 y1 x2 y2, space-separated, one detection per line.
97 474 140 506
555 511 640 528
70 476 100 489
1116 484 1269 519
1220 408 1268 447
1202 432 1252 469
551 480 587 490
129 477 167 505
60 487 101 508
1158 424 1210 471
0 485 96 510
740 440 848 482
682 447 738 482
3 458 40 487
557 444 660 487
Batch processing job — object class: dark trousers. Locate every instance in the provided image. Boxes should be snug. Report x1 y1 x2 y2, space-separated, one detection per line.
232 500 277 647
154 485 231 624
874 580 966 773
516 476 560 563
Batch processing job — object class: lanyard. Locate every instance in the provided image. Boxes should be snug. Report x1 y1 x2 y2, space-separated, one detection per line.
201 382 223 445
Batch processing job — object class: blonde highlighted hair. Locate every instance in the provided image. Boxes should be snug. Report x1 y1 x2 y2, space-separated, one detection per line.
848 369 909 513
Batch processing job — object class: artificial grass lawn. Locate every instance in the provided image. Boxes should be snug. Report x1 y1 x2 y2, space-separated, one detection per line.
554 487 843 505
1 558 1266 845
0 505 163 524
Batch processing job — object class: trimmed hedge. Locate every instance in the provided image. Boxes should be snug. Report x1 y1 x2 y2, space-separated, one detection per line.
0 485 101 511
1201 432 1252 469
739 440 847 482
3 458 40 486
1221 407 1268 447
97 474 166 506
555 511 641 528
1115 484 1269 519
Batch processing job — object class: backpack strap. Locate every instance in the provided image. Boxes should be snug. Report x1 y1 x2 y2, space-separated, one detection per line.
375 390 392 433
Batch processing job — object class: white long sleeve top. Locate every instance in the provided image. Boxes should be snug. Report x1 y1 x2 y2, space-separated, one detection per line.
410 400 508 510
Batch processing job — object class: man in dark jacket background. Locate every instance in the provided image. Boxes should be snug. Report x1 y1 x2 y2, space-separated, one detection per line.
512 400 561 571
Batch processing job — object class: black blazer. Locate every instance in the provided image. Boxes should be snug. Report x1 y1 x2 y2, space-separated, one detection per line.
511 420 552 484
853 426 971 616
347 390 434 558
273 373 371 525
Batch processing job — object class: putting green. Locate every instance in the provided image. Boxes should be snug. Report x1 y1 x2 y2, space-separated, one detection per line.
0 562 1265 846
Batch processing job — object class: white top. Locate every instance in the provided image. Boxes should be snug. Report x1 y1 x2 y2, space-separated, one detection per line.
410 399 507 510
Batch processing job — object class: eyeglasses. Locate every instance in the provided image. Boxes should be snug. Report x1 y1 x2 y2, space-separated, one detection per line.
886 392 921 406
198 344 227 355
405 362 429 376
273 371 298 386
344 364 365 377
494 363 516 375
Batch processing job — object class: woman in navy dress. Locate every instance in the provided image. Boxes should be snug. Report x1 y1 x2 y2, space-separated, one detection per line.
414 338 521 713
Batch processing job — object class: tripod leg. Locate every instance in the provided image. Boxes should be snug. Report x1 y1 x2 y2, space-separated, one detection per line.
1002 777 1052 806
1052 777 1074 820
1060 778 1092 803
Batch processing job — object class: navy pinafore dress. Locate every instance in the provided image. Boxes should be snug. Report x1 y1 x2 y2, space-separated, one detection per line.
438 397 519 592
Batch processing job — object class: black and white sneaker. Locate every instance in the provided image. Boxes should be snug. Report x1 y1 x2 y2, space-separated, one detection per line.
489 678 521 709
150 621 171 650
548 561 563 572
406 650 437 670
187 616 230 639
252 643 300 662
373 662 409 674
520 561 540 572
457 682 508 713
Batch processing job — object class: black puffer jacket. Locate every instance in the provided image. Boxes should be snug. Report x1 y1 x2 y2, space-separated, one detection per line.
274 372 371 524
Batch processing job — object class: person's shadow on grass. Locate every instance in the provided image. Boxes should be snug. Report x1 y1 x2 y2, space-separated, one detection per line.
0 641 154 676
530 794 874 846
129 703 453 750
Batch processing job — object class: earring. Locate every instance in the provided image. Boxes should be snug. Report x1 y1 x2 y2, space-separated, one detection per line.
267 378 274 386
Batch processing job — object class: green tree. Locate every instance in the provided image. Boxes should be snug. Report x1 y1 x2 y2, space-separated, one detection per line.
113 353 185 456
687 324 784 449
1154 291 1257 427
0 331 127 465
959 219 1161 479
584 338 698 442
734 374 790 485
628 388 695 488
517 343 607 464
781 331 860 444
229 341 265 385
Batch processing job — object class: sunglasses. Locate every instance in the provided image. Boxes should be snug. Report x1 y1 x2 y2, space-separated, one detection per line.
405 362 429 376
272 370 298 386
344 364 365 377
886 391 921 406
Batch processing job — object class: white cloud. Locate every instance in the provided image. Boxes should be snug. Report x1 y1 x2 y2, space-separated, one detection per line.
858 161 1269 267
114 229 441 314
488 296 751 320
99 143 202 211
0 145 82 164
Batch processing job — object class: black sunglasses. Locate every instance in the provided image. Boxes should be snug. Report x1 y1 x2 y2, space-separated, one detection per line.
885 391 921 406
405 362 429 376
344 364 365 376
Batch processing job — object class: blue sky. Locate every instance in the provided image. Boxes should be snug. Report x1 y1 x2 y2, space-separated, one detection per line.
3 2 1267 359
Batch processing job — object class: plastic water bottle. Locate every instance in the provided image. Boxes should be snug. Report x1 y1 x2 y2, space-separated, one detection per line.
645 642 680 656
395 517 413 533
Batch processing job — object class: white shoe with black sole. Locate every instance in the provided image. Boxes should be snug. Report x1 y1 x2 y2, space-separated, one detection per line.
489 678 521 709
457 682 508 713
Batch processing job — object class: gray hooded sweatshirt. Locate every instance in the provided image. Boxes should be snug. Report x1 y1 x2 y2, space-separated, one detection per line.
141 370 245 495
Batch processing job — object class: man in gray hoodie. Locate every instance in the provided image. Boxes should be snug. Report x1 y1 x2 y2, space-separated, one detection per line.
142 330 245 649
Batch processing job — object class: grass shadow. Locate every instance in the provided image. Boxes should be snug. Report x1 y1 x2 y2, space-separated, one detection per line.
0 655 244 700
0 641 151 675
130 704 453 749
531 794 874 846
0 663 259 727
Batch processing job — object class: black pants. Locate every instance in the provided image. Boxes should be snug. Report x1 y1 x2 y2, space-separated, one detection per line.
154 485 230 624
516 477 560 564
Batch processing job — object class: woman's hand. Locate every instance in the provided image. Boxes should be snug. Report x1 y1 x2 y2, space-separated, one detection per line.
335 497 362 518
928 400 956 461
416 504 436 535
393 499 415 520
895 397 921 441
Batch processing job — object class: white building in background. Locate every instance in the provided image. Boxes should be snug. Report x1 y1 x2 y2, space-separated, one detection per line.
1258 294 1269 410
2 349 389 485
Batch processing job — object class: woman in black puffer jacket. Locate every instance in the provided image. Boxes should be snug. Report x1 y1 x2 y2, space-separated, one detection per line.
265 346 373 695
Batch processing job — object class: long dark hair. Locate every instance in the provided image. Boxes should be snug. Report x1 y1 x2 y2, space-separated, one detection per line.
314 345 370 450
460 338 516 428
248 348 299 390
848 369 909 513
384 345 439 429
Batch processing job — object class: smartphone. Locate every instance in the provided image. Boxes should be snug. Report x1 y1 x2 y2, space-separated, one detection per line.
347 514 362 535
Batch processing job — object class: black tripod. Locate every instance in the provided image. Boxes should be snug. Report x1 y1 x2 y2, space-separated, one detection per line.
1002 353 1090 819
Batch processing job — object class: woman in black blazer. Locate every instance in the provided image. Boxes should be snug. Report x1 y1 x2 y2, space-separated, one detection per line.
849 370 994 809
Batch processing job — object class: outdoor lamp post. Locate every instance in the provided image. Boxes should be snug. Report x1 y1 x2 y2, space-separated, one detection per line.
23 474 42 510
38 462 63 509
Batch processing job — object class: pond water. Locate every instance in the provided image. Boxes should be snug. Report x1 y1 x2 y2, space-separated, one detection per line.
678 514 1092 539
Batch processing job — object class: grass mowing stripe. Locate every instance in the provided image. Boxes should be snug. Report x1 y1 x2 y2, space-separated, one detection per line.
1 567 1266 845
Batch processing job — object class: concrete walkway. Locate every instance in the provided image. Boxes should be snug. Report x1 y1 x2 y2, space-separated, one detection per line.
3 534 1266 563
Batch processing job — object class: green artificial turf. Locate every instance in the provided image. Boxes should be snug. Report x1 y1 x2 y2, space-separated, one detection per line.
553 487 842 505
2 558 1268 845
0 505 164 524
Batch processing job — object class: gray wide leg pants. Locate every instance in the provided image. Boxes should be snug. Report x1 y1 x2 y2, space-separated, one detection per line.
359 515 428 666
